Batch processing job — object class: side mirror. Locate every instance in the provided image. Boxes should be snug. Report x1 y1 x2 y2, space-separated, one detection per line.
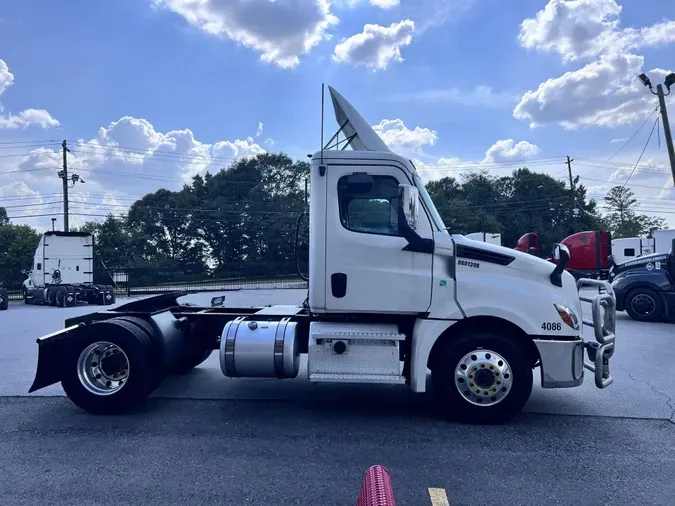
398 184 419 232
549 243 570 288
552 243 570 263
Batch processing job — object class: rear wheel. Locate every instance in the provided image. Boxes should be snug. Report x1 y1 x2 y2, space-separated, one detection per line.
47 286 57 306
55 286 67 307
61 319 158 414
625 287 664 322
431 331 533 425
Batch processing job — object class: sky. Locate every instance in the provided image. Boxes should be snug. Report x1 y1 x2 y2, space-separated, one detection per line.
0 0 674 231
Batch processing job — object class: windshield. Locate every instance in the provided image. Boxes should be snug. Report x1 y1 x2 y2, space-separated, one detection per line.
414 173 447 233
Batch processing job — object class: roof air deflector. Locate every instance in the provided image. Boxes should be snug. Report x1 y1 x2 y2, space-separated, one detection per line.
323 86 391 153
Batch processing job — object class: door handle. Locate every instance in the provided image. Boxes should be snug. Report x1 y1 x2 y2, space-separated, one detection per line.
331 273 347 298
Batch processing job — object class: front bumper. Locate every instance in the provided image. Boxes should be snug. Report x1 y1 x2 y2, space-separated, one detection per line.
534 279 616 389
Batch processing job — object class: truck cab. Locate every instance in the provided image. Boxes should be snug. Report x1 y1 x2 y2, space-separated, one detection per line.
610 238 675 322
27 86 617 424
22 231 115 307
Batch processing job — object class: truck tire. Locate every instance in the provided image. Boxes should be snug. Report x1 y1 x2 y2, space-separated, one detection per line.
47 286 57 306
172 348 213 375
55 286 67 307
0 290 8 310
23 287 28 303
431 331 533 425
625 287 665 322
115 316 164 392
61 319 159 415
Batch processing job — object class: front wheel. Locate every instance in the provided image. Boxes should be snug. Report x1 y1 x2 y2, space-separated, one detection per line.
431 331 533 425
625 287 664 322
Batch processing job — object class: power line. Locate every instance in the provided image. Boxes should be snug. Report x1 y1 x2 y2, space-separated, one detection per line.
582 104 660 178
622 117 660 189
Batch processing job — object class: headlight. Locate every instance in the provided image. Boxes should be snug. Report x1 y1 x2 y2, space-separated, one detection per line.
554 303 579 330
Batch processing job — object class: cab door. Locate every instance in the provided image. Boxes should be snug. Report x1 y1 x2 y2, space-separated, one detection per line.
324 163 434 313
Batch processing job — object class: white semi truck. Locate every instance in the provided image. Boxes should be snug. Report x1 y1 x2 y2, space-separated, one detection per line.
466 232 502 246
28 87 617 424
22 231 115 307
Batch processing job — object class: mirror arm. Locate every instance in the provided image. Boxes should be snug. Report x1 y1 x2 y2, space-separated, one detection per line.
397 206 434 254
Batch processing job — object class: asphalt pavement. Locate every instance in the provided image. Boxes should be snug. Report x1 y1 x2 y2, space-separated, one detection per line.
1 289 674 505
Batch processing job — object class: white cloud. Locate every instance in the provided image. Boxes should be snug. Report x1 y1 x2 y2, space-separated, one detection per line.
518 0 675 63
515 1 675 130
0 60 59 130
519 0 622 63
385 85 518 108
153 0 338 69
610 137 629 144
413 139 540 182
1 115 267 228
264 138 275 146
343 0 400 8
256 122 263 137
513 53 670 129
483 139 540 163
333 20 414 71
372 118 437 153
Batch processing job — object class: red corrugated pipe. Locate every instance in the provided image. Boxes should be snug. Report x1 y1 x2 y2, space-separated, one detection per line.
355 465 396 506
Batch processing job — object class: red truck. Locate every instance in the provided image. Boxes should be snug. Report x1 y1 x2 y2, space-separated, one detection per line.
515 231 612 281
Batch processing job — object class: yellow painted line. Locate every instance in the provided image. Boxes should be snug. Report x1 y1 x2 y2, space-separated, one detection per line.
428 488 450 506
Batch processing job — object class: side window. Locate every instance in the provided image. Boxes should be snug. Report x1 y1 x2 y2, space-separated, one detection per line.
338 174 400 236
37 263 42 271
624 248 635 257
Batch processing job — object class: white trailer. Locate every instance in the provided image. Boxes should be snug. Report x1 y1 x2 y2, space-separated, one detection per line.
611 236 654 264
652 229 675 254
466 232 502 246
22 231 115 307
28 87 617 424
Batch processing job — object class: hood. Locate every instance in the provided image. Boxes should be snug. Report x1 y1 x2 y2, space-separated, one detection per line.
611 251 670 276
452 234 559 278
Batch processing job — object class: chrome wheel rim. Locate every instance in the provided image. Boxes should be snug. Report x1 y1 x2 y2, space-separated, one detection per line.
77 341 129 396
455 349 513 407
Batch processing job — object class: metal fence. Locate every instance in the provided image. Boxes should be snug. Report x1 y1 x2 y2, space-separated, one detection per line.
3 266 309 302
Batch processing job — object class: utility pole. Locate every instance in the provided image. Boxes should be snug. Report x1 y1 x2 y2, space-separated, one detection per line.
656 84 675 181
638 73 675 184
60 140 70 232
57 140 85 232
304 177 308 207
566 156 576 218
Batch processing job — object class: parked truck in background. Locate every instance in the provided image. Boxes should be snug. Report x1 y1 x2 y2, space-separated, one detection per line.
0 284 7 310
27 86 617 425
516 231 613 281
465 232 502 246
23 231 115 308
609 238 675 322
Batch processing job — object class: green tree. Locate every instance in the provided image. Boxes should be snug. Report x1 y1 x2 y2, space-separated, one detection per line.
603 186 667 238
0 221 40 290
425 167 605 255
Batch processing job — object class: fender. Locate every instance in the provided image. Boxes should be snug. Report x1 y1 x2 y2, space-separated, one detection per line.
611 270 673 311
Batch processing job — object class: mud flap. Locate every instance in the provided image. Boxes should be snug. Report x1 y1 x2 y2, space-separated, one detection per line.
64 288 77 308
103 289 115 305
0 289 8 310
28 324 87 393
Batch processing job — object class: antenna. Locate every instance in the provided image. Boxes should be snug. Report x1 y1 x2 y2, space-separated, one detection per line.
320 83 325 166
